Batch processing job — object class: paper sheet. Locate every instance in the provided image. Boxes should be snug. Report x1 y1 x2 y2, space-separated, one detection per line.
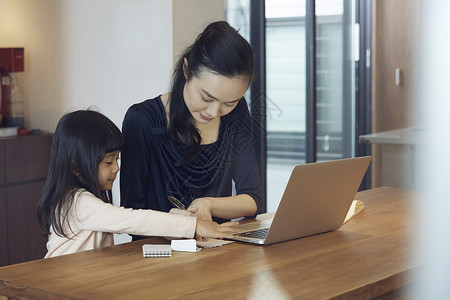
196 238 235 248
343 200 364 224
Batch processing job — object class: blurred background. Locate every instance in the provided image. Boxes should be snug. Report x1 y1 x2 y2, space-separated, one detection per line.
1 1 450 297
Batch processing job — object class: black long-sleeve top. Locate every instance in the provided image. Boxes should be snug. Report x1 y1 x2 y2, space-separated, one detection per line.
120 96 263 221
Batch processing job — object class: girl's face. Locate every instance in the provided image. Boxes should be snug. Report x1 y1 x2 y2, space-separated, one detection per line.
183 69 250 125
97 151 120 191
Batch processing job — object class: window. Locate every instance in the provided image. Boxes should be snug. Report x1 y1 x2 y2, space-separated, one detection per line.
227 0 370 212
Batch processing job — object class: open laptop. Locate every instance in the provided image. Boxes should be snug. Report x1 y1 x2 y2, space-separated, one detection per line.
228 156 371 245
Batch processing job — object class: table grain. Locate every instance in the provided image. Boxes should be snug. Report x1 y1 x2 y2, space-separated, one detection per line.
0 187 418 299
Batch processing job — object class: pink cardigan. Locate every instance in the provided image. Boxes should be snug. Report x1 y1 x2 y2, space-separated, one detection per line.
45 190 196 258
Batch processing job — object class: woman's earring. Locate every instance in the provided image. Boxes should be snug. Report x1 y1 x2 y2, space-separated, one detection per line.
183 57 189 79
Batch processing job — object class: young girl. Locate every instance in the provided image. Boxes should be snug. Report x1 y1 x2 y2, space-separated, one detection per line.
120 21 263 240
37 110 237 258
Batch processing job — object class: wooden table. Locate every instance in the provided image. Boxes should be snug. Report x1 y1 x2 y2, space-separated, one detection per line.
0 187 418 299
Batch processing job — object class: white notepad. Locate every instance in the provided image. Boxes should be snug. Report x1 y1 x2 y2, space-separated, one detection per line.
142 244 172 257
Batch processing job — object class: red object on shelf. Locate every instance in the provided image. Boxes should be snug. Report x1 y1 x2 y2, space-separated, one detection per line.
18 128 31 136
0 48 25 127
0 74 11 124
0 48 24 73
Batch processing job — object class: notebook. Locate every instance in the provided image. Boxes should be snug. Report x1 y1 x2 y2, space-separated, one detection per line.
228 156 371 245
142 244 172 257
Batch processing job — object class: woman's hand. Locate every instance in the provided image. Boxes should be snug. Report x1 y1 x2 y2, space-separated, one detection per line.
187 197 213 221
188 194 257 220
195 219 239 241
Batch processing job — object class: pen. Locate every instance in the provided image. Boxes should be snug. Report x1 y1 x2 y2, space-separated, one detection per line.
168 195 186 210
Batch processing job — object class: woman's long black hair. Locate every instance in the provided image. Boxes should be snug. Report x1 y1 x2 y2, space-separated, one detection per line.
167 21 254 165
37 110 123 237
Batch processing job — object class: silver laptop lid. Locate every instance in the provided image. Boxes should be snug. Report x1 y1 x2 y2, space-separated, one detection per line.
263 156 371 245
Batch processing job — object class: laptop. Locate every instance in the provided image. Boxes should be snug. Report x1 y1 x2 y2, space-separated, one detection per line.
228 156 371 245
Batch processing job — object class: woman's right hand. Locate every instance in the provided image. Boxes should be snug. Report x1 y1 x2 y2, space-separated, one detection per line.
195 220 239 241
187 197 213 221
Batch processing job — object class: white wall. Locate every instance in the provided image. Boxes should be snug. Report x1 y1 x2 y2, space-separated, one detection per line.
172 0 225 64
0 0 225 244
0 0 64 130
0 0 173 131
0 0 226 132
60 1 174 128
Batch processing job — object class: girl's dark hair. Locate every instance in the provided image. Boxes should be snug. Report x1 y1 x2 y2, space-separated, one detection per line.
37 110 123 237
167 21 254 165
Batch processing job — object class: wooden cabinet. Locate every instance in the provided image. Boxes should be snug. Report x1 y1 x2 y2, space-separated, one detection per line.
371 0 421 187
0 134 52 266
0 187 6 267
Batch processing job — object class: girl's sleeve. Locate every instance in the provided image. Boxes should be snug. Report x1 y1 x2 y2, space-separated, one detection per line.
232 101 264 214
120 104 152 209
73 192 196 238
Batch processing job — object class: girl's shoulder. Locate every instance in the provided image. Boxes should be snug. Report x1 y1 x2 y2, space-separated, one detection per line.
72 189 97 202
71 190 113 219
72 189 108 208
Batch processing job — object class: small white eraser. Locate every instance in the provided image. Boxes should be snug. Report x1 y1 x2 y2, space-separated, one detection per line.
171 239 201 252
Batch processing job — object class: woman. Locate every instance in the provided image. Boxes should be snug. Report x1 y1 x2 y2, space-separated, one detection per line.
120 21 263 239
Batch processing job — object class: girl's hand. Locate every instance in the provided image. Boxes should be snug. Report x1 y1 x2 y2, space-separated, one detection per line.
169 207 197 217
195 220 239 241
187 197 213 221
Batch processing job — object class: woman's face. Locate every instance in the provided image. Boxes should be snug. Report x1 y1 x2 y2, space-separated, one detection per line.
183 69 250 124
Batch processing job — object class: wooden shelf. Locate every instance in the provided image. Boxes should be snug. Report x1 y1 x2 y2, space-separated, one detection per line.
0 134 52 266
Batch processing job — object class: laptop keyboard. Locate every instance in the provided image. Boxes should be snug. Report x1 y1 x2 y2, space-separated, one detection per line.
234 227 269 239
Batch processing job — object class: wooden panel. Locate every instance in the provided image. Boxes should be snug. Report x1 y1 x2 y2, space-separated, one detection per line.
0 187 7 267
5 134 52 184
371 0 421 187
0 140 5 185
6 181 47 265
372 0 420 131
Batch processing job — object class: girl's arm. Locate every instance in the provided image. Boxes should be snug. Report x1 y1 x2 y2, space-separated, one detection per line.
73 191 238 239
74 191 196 238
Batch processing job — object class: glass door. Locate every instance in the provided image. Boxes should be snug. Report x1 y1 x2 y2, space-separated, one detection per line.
227 0 360 212
265 1 307 212
315 0 356 162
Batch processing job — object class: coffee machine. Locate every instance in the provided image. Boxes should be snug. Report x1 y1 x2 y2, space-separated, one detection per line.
0 47 25 128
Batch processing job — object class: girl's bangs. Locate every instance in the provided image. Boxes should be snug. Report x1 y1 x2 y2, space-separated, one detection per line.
104 126 123 153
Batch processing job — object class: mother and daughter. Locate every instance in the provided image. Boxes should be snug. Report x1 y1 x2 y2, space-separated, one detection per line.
37 21 263 257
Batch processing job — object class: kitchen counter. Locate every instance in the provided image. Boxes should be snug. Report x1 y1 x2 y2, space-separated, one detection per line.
359 127 424 189
359 127 425 145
